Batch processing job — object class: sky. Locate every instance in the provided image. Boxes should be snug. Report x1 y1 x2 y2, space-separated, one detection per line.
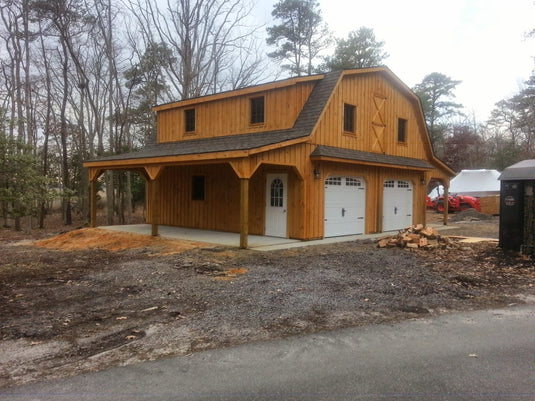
256 0 535 122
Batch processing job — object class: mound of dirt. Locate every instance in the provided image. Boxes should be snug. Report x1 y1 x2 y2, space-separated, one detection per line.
34 228 205 254
450 208 494 222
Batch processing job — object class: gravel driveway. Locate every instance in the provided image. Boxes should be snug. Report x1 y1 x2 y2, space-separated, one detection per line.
1 215 534 389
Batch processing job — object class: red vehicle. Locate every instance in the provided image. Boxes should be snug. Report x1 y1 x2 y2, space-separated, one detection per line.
427 194 481 213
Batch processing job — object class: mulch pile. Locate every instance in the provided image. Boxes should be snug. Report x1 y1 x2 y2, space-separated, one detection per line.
34 227 205 255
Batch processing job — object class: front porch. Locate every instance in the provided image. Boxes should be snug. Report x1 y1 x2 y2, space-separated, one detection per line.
101 224 300 250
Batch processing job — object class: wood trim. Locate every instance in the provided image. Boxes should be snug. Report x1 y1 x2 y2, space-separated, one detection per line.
90 180 97 228
89 168 103 182
229 159 251 179
145 165 164 181
84 137 311 171
443 185 449 226
247 136 310 156
83 150 251 169
240 178 249 248
150 179 160 236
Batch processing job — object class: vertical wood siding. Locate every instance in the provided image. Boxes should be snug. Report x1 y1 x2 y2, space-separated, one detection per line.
313 73 429 161
143 70 449 241
157 81 317 143
309 162 427 237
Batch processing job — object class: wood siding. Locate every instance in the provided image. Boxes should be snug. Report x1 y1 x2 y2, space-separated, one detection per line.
89 68 454 242
312 73 430 161
146 161 305 238
157 81 317 143
305 159 428 237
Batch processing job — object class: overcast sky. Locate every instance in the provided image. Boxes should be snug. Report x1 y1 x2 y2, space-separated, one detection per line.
257 0 535 122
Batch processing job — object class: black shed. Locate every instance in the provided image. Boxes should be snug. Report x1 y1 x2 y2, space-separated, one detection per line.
498 159 535 255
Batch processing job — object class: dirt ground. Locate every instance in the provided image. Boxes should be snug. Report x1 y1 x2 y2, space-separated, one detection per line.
1 211 534 389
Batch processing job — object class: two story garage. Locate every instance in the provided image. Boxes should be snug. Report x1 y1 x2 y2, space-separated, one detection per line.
84 67 454 247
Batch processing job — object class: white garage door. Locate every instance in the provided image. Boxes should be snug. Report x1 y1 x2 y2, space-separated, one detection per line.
324 176 366 237
383 179 413 231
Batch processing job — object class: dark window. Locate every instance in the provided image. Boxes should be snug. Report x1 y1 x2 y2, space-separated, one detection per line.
250 96 265 124
185 108 196 132
192 175 205 201
343 103 356 133
398 118 407 142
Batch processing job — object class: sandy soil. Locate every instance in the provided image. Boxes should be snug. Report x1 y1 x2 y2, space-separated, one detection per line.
1 211 534 389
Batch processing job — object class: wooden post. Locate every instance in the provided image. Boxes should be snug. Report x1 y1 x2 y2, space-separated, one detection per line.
422 176 427 228
90 179 97 228
240 178 249 249
151 178 160 236
443 185 449 225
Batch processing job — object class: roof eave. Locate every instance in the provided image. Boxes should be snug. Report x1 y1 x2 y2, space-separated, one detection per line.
310 154 432 171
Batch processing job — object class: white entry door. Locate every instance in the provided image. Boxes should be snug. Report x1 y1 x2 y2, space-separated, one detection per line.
383 179 413 231
324 176 366 237
265 174 288 237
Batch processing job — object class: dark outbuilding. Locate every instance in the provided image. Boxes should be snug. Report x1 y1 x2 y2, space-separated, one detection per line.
498 159 535 255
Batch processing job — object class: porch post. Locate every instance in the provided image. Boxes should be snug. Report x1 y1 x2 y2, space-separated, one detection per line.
88 168 102 228
90 179 98 228
240 178 249 249
443 185 449 225
151 178 160 236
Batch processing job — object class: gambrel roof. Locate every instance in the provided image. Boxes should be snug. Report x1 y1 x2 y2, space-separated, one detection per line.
85 67 453 178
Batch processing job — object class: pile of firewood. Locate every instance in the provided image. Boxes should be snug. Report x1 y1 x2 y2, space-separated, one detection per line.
377 224 453 250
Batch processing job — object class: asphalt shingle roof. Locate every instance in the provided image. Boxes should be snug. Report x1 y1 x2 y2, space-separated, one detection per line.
310 145 433 170
90 71 342 163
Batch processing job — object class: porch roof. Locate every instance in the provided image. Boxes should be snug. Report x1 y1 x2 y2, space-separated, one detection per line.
86 129 309 163
310 145 434 170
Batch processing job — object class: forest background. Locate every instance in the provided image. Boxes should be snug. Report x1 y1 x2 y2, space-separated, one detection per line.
1 0 534 230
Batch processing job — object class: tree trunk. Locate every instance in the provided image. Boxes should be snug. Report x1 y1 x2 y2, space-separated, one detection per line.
60 38 72 226
125 171 133 223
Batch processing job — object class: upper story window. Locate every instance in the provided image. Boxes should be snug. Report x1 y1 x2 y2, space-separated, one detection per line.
397 118 407 143
343 103 356 134
250 96 265 124
185 108 196 133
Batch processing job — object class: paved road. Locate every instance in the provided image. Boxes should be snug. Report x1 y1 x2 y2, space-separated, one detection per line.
2 305 534 401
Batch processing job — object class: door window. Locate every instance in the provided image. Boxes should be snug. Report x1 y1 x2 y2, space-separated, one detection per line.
270 179 284 207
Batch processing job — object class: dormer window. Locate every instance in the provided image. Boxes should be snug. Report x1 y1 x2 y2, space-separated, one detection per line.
343 103 356 134
250 96 265 124
184 108 196 133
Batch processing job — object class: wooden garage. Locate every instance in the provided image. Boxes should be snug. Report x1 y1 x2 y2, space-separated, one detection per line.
84 67 454 248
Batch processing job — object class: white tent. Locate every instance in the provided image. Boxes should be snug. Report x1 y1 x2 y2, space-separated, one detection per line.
429 169 501 198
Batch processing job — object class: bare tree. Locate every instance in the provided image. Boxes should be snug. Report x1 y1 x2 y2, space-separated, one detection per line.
126 0 267 100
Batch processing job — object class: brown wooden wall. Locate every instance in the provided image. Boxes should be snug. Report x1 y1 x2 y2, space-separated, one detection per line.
145 148 429 240
313 73 431 161
157 81 317 143
141 69 450 241
146 162 305 238
306 161 427 237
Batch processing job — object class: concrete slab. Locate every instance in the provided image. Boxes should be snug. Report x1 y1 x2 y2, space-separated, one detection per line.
100 223 460 252
101 224 301 249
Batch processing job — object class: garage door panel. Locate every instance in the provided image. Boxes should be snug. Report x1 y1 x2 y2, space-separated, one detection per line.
383 180 413 231
325 177 365 237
